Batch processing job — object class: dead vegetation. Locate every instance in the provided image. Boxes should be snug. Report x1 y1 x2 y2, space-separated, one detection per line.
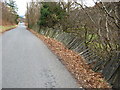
0 0 18 26
29 29 111 89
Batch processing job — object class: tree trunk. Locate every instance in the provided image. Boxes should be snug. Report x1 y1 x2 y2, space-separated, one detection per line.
117 2 120 51
27 3 30 28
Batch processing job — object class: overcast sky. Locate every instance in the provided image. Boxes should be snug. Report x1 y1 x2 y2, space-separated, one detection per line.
13 0 95 16
15 0 31 16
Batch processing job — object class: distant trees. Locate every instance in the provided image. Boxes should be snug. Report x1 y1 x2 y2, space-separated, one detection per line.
38 2 66 28
26 2 66 29
6 0 18 13
0 0 18 25
26 1 41 28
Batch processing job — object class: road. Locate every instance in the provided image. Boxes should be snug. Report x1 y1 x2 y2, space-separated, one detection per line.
2 23 80 88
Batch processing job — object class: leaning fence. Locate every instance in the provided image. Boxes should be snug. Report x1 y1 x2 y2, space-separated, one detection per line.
33 27 120 88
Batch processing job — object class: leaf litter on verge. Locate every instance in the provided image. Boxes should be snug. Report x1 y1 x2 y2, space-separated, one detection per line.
29 29 112 89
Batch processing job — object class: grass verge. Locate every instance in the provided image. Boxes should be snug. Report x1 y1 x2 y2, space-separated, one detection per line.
0 25 17 34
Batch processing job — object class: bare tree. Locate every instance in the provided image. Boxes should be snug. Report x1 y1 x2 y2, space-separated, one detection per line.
26 0 41 29
1 0 18 25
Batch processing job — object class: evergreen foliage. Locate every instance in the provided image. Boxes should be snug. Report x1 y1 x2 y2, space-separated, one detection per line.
38 2 66 27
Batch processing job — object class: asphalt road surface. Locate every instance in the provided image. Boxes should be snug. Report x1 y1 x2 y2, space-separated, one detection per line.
2 23 81 88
